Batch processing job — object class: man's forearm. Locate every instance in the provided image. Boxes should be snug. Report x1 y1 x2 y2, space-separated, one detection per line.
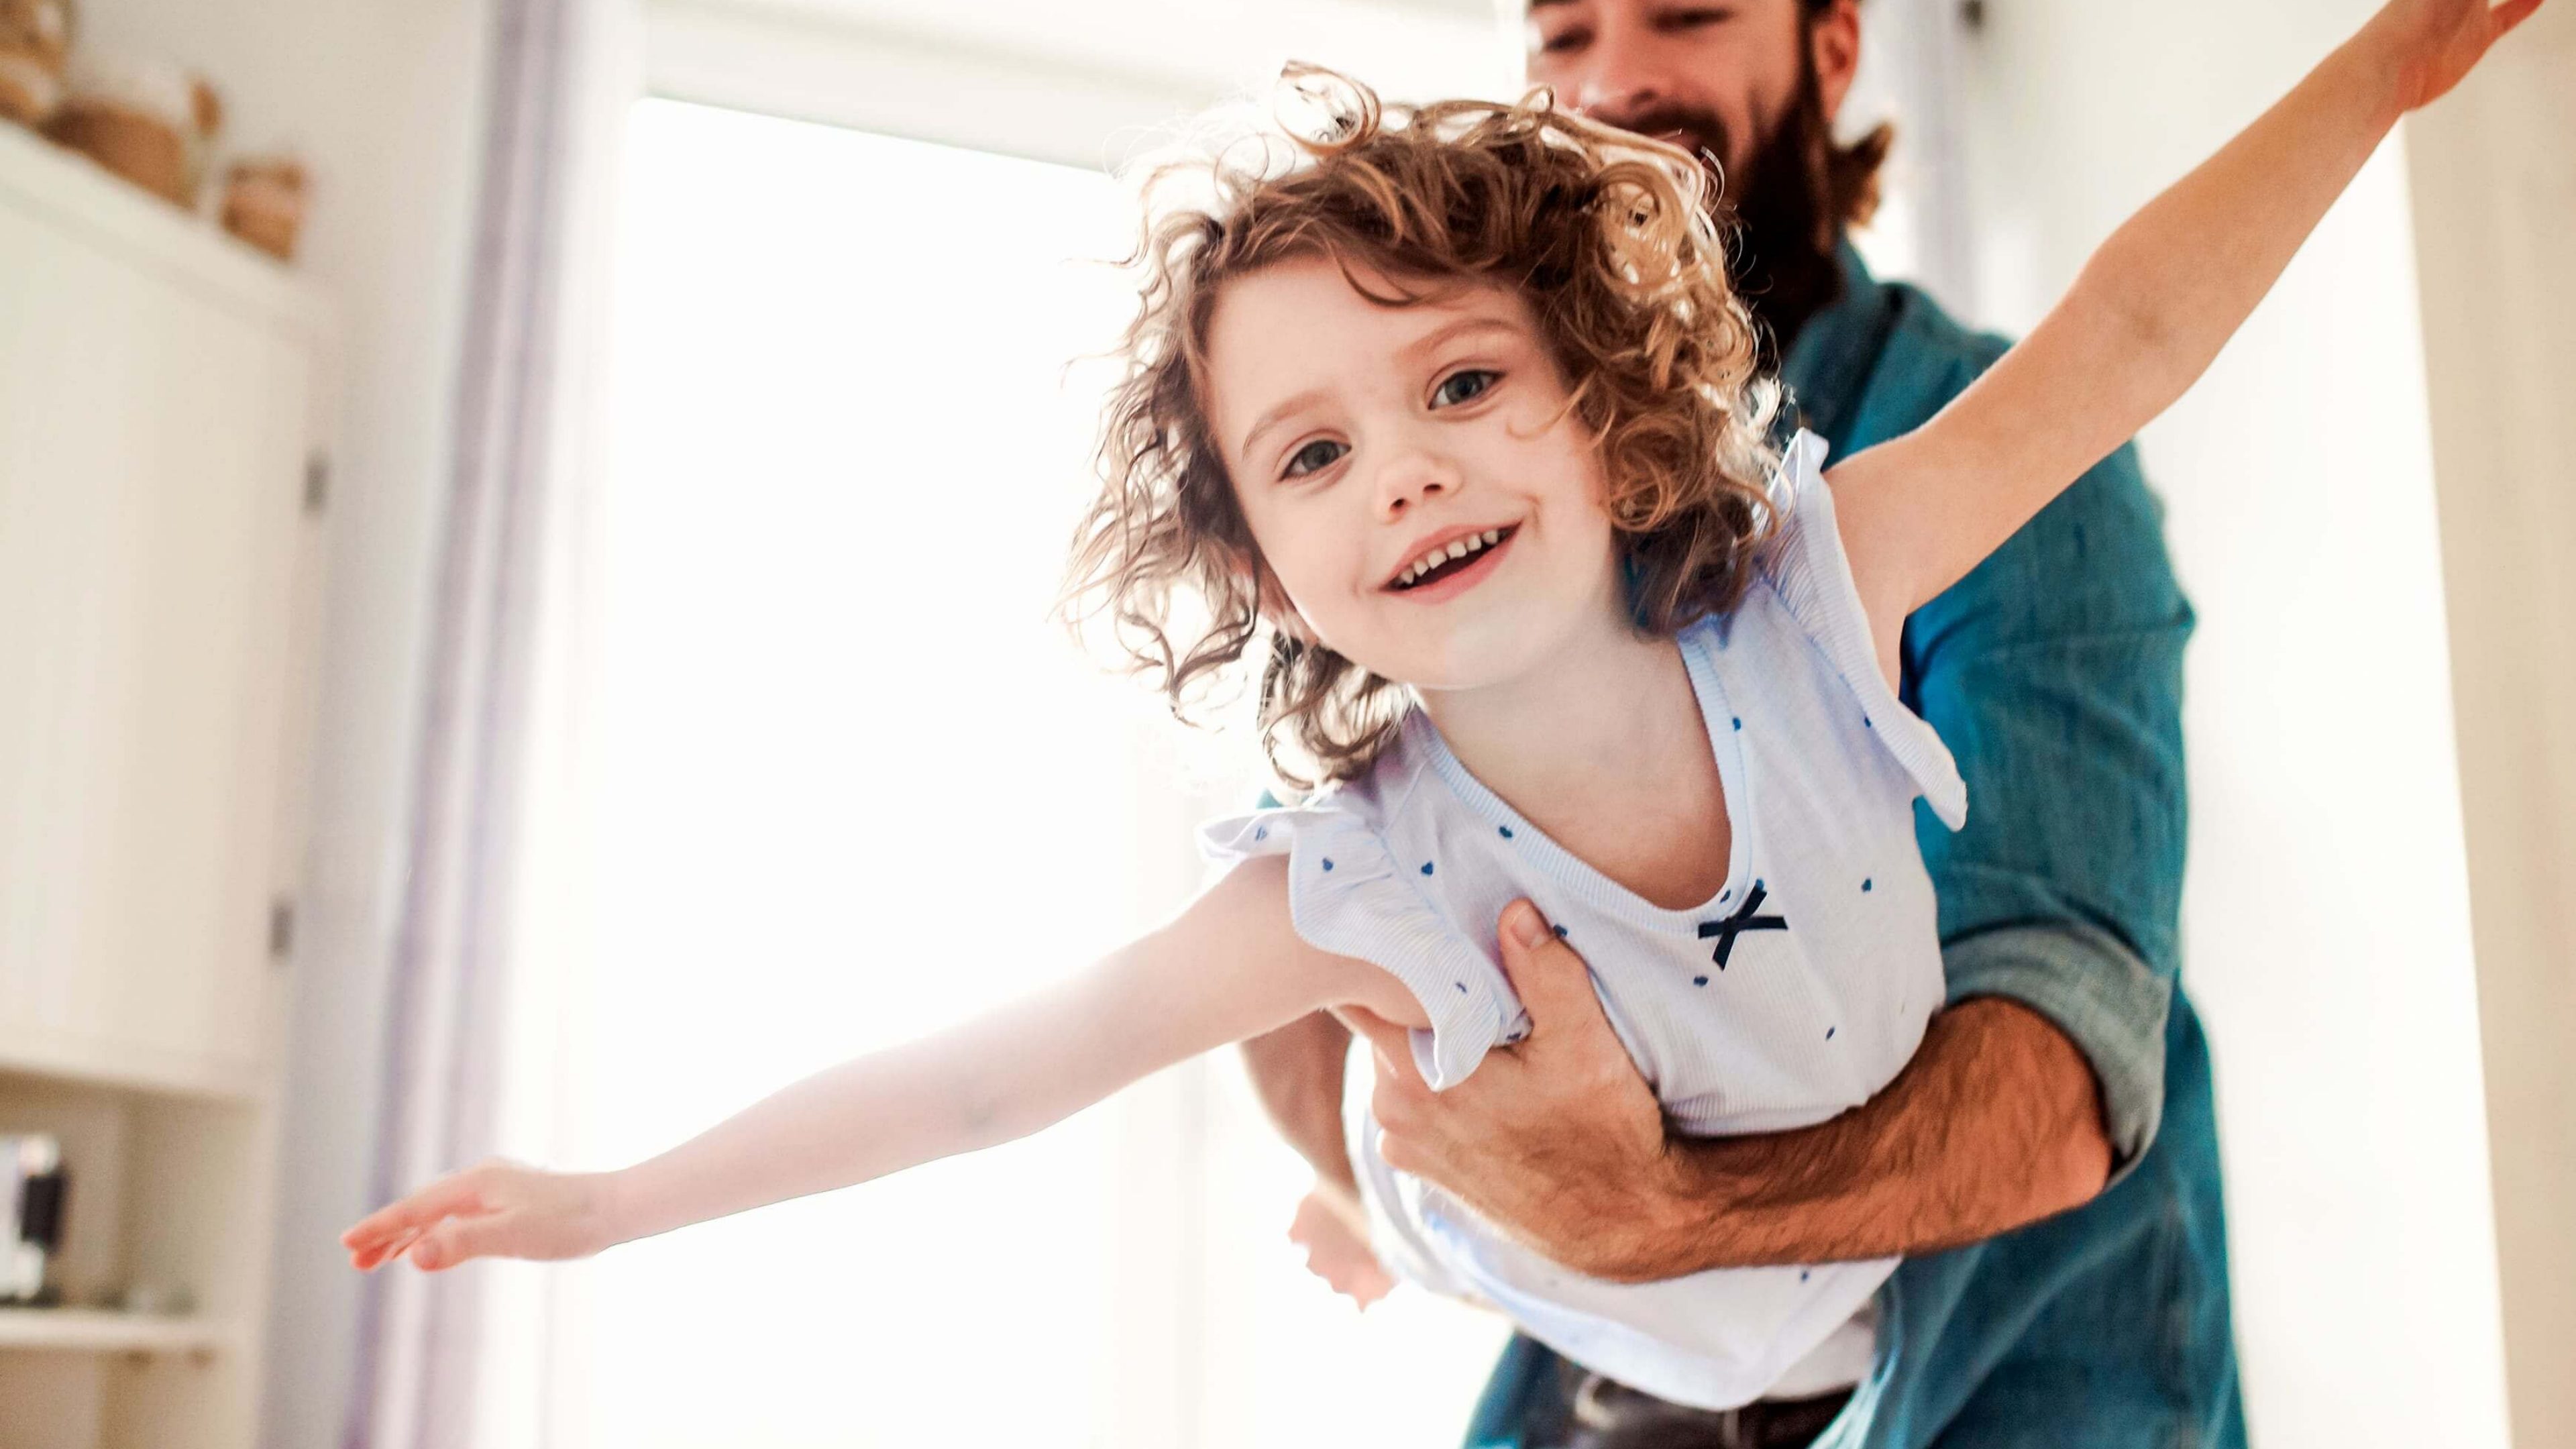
1601 998 2112 1280
1239 1010 1359 1193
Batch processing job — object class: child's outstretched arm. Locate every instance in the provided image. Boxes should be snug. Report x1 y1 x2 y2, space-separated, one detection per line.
339 855 1424 1273
1829 0 2542 671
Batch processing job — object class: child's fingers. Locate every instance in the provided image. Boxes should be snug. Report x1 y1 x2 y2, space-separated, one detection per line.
356 1224 429 1272
341 1173 488 1250
408 1212 516 1272
1287 1189 1394 1308
346 1222 419 1272
2493 0 2542 36
1338 1259 1394 1307
345 1217 428 1267
343 1210 423 1254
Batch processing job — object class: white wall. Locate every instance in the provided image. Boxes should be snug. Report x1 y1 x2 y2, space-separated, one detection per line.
2402 7 2576 1444
1947 3 2509 1445
66 3 495 1446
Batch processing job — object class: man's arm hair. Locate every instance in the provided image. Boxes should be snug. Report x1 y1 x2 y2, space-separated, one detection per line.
1595 996 2110 1280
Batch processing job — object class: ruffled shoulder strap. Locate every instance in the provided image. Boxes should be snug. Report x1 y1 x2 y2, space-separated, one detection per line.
1754 429 1970 830
1200 798 1521 1089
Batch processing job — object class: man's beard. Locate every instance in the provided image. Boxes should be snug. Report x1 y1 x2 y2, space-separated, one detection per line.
1614 63 1843 364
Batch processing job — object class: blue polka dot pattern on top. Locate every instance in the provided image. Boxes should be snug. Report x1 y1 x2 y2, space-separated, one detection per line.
1694 975 1709 987
1552 924 1568 938
1321 859 1334 871
1863 878 1873 892
1421 861 1434 876
1499 825 1514 839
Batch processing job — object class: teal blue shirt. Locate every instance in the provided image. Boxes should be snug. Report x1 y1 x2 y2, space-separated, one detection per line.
1466 247 2245 1448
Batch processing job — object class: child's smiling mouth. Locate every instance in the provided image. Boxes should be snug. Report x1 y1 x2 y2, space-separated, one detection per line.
1386 524 1519 597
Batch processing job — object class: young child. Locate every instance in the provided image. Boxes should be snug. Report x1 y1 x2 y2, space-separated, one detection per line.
343 0 2538 1413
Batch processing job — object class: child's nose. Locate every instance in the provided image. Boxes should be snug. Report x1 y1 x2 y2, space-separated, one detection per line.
1373 446 1463 519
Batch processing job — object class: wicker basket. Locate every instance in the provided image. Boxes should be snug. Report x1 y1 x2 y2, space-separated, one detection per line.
0 0 74 127
43 50 213 208
221 157 305 262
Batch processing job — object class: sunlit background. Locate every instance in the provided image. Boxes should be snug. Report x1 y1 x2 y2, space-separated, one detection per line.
523 99 1513 1446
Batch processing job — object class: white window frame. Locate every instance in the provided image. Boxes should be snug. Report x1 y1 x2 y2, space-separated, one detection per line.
641 0 1220 172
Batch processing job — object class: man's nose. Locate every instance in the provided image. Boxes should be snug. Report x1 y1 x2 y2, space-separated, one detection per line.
1574 74 1669 128
1563 19 1668 123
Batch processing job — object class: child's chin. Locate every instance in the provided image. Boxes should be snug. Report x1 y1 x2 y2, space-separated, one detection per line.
1391 640 1561 696
1343 596 1589 692
1349 649 1485 695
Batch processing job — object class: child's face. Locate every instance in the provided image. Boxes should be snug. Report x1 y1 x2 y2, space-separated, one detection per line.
1203 259 1626 692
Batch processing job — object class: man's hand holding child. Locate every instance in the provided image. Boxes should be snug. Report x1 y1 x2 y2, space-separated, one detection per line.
1340 900 1685 1283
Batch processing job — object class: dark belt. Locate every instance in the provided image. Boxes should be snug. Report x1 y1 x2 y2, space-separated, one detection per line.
1532 1360 1854 1449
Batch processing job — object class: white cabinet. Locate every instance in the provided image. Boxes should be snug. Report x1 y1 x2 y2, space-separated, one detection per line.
0 123 325 1098
0 120 329 1449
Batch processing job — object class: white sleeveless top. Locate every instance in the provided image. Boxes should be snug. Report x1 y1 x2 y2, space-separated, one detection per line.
1201 431 1968 1411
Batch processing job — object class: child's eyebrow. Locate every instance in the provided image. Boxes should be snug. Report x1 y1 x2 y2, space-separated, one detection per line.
1240 388 1332 462
1399 316 1522 365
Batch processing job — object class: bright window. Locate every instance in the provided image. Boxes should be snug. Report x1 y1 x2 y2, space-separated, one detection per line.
546 97 1505 1448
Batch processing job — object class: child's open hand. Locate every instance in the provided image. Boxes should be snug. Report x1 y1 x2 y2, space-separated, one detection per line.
1287 1182 1393 1309
340 1158 620 1273
2367 0 2545 113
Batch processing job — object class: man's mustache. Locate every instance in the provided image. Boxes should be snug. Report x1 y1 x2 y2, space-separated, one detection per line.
1603 105 1739 193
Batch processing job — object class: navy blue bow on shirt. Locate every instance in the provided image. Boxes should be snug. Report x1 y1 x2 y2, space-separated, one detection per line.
1698 882 1788 969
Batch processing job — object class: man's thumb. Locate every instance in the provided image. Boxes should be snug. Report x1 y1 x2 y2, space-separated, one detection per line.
1506 898 1552 950
1497 899 1600 1022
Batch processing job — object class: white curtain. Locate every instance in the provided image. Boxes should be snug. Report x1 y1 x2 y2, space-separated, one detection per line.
343 2 634 1446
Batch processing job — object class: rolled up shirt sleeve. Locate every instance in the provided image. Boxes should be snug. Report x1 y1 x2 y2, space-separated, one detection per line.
1902 439 2194 1183
1942 922 2170 1173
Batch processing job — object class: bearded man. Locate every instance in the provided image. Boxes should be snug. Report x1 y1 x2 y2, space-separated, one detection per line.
1238 3 2244 1446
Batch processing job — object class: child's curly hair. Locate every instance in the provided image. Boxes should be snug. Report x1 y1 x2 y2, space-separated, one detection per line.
1065 68 1780 791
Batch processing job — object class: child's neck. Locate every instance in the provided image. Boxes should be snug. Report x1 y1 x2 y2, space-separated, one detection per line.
1414 619 1730 910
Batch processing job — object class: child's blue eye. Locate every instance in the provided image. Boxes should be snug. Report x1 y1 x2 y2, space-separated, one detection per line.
1432 369 1499 409
1283 439 1347 478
